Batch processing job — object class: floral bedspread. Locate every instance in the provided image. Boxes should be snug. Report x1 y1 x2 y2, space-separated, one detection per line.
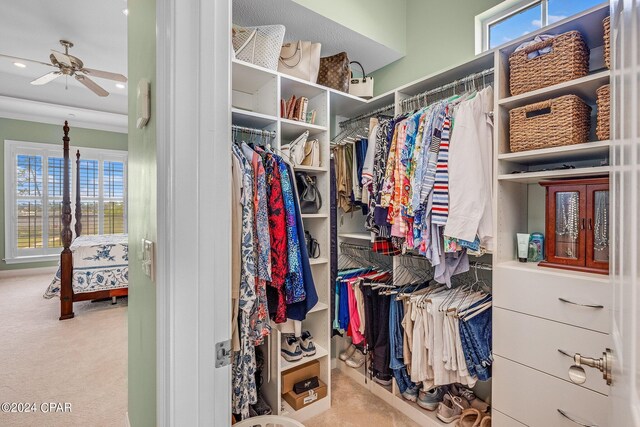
44 234 129 299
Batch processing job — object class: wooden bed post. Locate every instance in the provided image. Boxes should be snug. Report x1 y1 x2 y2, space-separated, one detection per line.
75 150 82 238
60 121 74 320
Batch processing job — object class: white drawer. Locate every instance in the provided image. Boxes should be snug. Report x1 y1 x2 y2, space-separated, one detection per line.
492 409 527 426
494 263 611 333
494 308 611 395
493 355 609 427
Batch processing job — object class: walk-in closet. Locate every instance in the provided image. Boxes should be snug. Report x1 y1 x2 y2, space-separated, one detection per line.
223 1 638 426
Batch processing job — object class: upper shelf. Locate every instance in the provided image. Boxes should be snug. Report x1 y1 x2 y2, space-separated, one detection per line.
498 140 611 165
232 59 277 94
498 165 610 184
498 70 610 108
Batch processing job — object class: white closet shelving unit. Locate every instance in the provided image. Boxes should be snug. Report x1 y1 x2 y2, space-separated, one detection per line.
231 2 612 425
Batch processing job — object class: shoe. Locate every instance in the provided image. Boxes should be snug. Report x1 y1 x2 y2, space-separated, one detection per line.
345 349 365 368
281 335 303 362
479 415 491 427
251 393 272 416
401 385 420 402
298 331 316 357
452 384 490 413
417 386 449 411
455 408 483 427
373 372 393 386
436 393 470 424
339 344 356 361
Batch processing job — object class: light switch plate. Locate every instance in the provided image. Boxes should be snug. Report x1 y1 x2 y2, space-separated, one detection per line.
141 238 155 281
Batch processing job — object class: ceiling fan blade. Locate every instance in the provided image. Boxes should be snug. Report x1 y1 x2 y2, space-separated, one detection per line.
30 71 62 85
81 68 127 82
0 53 53 67
75 74 109 97
51 50 73 67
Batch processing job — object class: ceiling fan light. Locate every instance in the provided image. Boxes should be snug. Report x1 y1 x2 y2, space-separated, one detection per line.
115 83 126 89
13 62 26 68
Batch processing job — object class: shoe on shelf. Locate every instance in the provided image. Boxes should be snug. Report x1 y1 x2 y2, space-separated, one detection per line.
401 385 420 402
298 331 316 357
455 408 484 427
373 372 393 387
479 415 491 427
339 343 356 361
452 384 490 413
436 393 470 424
345 349 365 368
281 335 303 362
417 385 449 411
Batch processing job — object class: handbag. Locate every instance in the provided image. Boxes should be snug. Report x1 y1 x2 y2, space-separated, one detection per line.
300 139 320 167
278 41 322 82
349 61 374 99
293 376 320 394
281 131 309 165
295 172 322 213
304 230 320 259
317 52 350 92
232 24 285 71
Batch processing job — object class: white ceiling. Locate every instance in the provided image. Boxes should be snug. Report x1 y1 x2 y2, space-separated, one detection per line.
0 0 128 118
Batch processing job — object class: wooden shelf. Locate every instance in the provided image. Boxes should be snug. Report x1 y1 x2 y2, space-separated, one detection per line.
232 59 277 94
280 118 327 140
280 396 331 421
280 74 327 100
498 141 611 164
231 108 277 128
281 343 329 371
338 232 371 241
294 164 328 173
308 302 329 314
498 166 610 184
495 260 610 283
301 213 329 219
498 70 610 109
309 257 329 266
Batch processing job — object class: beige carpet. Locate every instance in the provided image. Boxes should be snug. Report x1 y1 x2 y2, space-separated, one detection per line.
0 272 127 427
305 370 420 427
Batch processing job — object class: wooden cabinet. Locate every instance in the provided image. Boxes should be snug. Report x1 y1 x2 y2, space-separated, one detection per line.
540 177 609 274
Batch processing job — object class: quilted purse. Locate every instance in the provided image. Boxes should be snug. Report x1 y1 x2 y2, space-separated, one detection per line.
232 24 285 71
317 52 350 92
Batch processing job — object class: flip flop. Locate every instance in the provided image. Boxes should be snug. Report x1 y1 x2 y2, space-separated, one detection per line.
479 415 492 427
455 408 483 427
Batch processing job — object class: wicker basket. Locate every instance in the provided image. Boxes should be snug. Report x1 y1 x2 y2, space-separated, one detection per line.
509 95 591 152
603 16 611 69
509 31 589 96
232 24 286 71
596 84 610 141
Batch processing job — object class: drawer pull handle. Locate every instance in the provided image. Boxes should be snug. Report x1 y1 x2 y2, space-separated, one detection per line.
558 298 604 309
557 409 598 427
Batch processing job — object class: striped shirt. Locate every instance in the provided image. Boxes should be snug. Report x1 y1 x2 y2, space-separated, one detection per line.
431 114 451 225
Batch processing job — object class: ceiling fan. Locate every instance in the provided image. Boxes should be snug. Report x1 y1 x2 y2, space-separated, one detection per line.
0 39 127 97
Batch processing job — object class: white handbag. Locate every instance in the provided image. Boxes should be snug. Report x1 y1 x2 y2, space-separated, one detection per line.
278 41 322 82
300 139 320 167
349 61 374 99
280 131 309 165
232 24 285 71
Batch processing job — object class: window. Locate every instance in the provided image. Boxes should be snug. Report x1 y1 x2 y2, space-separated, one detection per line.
4 140 127 263
476 0 605 53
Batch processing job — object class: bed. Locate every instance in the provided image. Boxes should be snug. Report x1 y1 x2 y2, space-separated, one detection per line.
44 122 129 320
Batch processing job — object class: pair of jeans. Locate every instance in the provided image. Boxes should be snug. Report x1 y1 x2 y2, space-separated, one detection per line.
362 284 391 378
389 298 405 370
392 366 416 394
459 304 492 381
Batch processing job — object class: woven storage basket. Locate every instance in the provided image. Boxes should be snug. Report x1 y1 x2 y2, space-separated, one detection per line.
509 31 589 96
232 24 285 71
603 16 611 69
509 95 591 152
596 84 610 141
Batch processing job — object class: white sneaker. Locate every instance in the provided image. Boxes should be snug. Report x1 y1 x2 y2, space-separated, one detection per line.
339 344 356 361
298 331 316 357
345 349 365 368
281 335 303 362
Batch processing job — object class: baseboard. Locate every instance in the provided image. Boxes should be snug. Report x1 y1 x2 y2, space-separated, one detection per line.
125 412 131 427
0 266 57 279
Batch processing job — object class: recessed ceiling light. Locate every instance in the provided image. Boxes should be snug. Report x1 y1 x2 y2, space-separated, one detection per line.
13 62 26 68
68 113 76 118
122 8 129 16
115 83 126 89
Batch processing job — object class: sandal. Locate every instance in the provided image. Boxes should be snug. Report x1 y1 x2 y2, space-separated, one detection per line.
456 408 483 427
479 415 492 427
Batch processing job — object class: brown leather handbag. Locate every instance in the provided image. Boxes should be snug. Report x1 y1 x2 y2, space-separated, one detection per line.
316 52 350 92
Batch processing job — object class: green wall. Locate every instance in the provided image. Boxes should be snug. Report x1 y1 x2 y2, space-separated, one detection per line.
293 0 407 54
0 117 126 271
127 0 157 425
372 0 502 94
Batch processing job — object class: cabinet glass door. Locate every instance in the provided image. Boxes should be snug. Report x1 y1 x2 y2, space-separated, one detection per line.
555 191 581 260
592 190 609 263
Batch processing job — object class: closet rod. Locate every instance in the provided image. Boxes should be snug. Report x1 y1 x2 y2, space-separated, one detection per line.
400 67 495 109
469 261 493 272
338 103 395 128
231 124 276 138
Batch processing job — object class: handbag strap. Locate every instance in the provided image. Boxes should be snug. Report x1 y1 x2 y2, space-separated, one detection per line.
234 28 258 55
279 41 302 68
350 61 368 82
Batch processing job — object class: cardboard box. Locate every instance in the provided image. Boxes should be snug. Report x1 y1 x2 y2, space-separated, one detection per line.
283 380 327 411
281 360 320 394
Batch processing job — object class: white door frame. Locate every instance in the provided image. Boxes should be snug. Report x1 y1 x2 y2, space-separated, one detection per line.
156 0 232 425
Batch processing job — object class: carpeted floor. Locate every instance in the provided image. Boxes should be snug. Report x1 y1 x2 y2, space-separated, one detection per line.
0 271 127 427
305 370 420 427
